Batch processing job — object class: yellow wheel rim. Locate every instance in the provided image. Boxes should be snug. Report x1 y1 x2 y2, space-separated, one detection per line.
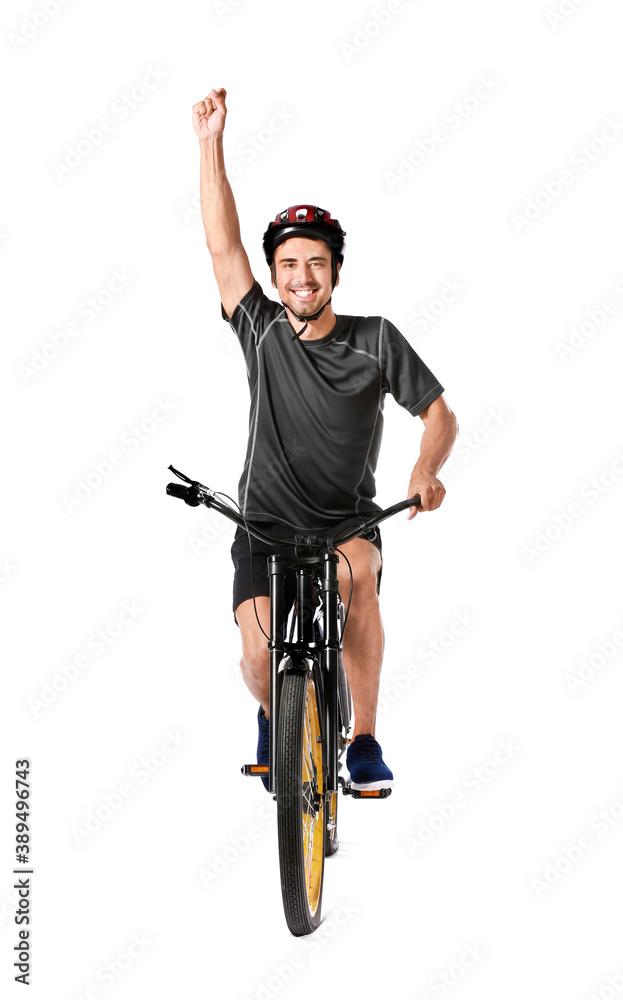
302 676 324 915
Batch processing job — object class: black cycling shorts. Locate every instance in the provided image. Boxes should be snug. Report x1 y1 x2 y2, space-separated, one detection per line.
231 519 382 622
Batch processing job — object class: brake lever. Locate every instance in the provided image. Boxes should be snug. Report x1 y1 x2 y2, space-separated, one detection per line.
168 464 195 485
168 465 216 500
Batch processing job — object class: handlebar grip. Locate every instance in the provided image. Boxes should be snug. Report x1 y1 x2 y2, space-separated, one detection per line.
166 483 201 506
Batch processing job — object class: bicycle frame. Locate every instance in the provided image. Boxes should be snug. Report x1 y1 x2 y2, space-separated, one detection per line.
165 464 421 796
166 465 424 932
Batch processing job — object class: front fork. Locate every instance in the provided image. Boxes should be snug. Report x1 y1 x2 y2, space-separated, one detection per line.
267 551 341 797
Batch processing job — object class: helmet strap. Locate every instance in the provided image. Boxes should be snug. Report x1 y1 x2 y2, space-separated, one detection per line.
286 297 332 341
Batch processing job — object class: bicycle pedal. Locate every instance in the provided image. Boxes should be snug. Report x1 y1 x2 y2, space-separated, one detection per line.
241 764 269 777
342 784 392 799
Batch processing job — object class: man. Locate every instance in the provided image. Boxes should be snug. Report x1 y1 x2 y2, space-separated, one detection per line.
192 88 458 791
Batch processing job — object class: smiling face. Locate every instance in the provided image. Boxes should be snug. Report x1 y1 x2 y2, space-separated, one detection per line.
271 236 340 315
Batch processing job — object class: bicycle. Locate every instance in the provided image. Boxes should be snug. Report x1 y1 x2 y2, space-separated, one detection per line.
166 465 421 935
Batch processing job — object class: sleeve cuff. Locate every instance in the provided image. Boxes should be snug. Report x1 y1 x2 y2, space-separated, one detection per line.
408 384 445 416
220 279 260 322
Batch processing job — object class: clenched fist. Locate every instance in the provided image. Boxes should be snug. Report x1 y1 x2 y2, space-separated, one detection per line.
192 88 227 141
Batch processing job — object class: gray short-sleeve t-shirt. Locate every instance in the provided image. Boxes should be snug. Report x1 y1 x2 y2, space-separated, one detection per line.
221 280 444 530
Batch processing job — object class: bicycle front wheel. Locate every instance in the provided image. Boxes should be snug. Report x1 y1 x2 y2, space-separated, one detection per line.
277 668 326 935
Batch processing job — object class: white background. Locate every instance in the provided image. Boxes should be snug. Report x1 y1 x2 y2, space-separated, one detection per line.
2 0 623 997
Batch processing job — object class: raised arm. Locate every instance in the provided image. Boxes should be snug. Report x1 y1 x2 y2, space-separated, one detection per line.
192 89 254 317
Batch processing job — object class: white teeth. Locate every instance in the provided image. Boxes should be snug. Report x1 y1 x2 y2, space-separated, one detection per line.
294 290 314 296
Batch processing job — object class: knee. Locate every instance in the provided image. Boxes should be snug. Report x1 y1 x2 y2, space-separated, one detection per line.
341 558 381 609
241 641 269 679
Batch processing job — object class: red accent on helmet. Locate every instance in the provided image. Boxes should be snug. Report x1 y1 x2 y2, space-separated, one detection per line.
269 205 339 228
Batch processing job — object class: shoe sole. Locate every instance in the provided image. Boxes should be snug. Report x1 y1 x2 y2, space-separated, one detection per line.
345 769 393 791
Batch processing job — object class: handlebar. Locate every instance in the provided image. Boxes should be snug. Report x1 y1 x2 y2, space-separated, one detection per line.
166 482 201 505
165 465 421 549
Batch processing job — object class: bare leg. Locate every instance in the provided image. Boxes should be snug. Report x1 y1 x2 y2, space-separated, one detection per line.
336 538 384 738
234 596 271 717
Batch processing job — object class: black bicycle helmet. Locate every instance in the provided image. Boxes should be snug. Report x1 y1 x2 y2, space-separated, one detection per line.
262 205 346 338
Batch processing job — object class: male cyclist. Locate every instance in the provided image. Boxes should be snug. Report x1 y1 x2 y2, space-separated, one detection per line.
192 89 458 792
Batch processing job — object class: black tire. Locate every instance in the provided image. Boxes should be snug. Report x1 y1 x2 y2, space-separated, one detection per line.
277 668 326 936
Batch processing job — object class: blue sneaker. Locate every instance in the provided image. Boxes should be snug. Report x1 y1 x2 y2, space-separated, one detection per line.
257 706 270 792
346 734 394 790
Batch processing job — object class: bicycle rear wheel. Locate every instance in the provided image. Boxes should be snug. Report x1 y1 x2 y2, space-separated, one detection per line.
277 668 326 935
